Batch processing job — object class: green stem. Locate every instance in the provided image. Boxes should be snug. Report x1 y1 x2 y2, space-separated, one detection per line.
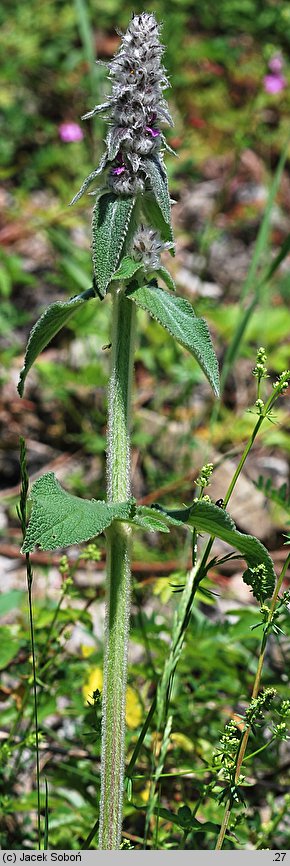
98 287 136 850
215 551 290 850
27 560 42 850
234 552 290 781
199 388 278 584
19 440 41 849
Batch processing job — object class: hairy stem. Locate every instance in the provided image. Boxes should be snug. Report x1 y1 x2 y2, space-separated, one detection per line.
98 287 136 849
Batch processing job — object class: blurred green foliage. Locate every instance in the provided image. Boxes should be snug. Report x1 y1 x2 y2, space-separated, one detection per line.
1 0 290 184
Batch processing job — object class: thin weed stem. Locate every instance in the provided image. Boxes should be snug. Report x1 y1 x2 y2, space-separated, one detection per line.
19 438 42 850
215 551 290 849
234 552 290 781
27 560 42 850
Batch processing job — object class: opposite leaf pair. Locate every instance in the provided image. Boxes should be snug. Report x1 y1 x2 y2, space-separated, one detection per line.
18 274 220 400
22 471 275 604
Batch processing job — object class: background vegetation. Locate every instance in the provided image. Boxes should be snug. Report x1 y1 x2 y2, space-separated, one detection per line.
1 0 290 849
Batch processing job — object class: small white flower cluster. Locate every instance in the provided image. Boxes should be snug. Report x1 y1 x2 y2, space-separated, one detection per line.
131 225 173 272
72 12 173 202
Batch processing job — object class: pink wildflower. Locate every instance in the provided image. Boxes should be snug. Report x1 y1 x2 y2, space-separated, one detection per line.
268 54 284 74
263 73 286 94
59 122 84 142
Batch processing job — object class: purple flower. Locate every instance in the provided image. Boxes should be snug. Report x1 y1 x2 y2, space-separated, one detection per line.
145 126 160 138
59 122 84 143
263 73 286 94
268 54 283 74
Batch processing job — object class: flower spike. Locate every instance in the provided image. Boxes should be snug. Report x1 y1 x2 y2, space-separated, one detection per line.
71 12 173 202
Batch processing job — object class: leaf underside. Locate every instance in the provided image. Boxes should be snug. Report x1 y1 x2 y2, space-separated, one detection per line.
127 284 220 396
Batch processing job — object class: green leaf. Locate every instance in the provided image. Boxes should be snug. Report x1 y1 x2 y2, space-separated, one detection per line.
142 194 174 248
156 265 176 292
0 591 25 615
132 506 171 533
0 626 22 670
152 805 220 834
22 473 134 552
255 475 290 514
110 256 144 283
70 164 107 206
92 194 136 297
127 285 220 396
143 156 172 225
17 288 95 397
154 500 275 599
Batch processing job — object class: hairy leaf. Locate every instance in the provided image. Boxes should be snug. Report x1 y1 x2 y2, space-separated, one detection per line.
70 160 108 206
143 156 171 225
92 194 136 297
132 506 171 533
154 500 275 599
17 289 96 397
156 265 176 292
110 256 144 283
127 284 220 396
22 473 134 552
142 194 174 248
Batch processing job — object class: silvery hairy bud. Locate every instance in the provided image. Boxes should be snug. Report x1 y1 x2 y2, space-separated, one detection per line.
131 225 173 272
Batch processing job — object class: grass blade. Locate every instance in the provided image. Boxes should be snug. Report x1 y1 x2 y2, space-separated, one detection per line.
220 135 290 392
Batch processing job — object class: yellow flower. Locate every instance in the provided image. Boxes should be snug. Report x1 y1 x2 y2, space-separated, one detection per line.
125 685 142 729
139 781 151 803
170 732 193 753
83 667 103 700
82 667 142 730
81 644 95 659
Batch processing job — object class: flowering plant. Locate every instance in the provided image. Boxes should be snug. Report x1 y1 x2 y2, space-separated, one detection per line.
263 52 286 94
18 13 284 850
